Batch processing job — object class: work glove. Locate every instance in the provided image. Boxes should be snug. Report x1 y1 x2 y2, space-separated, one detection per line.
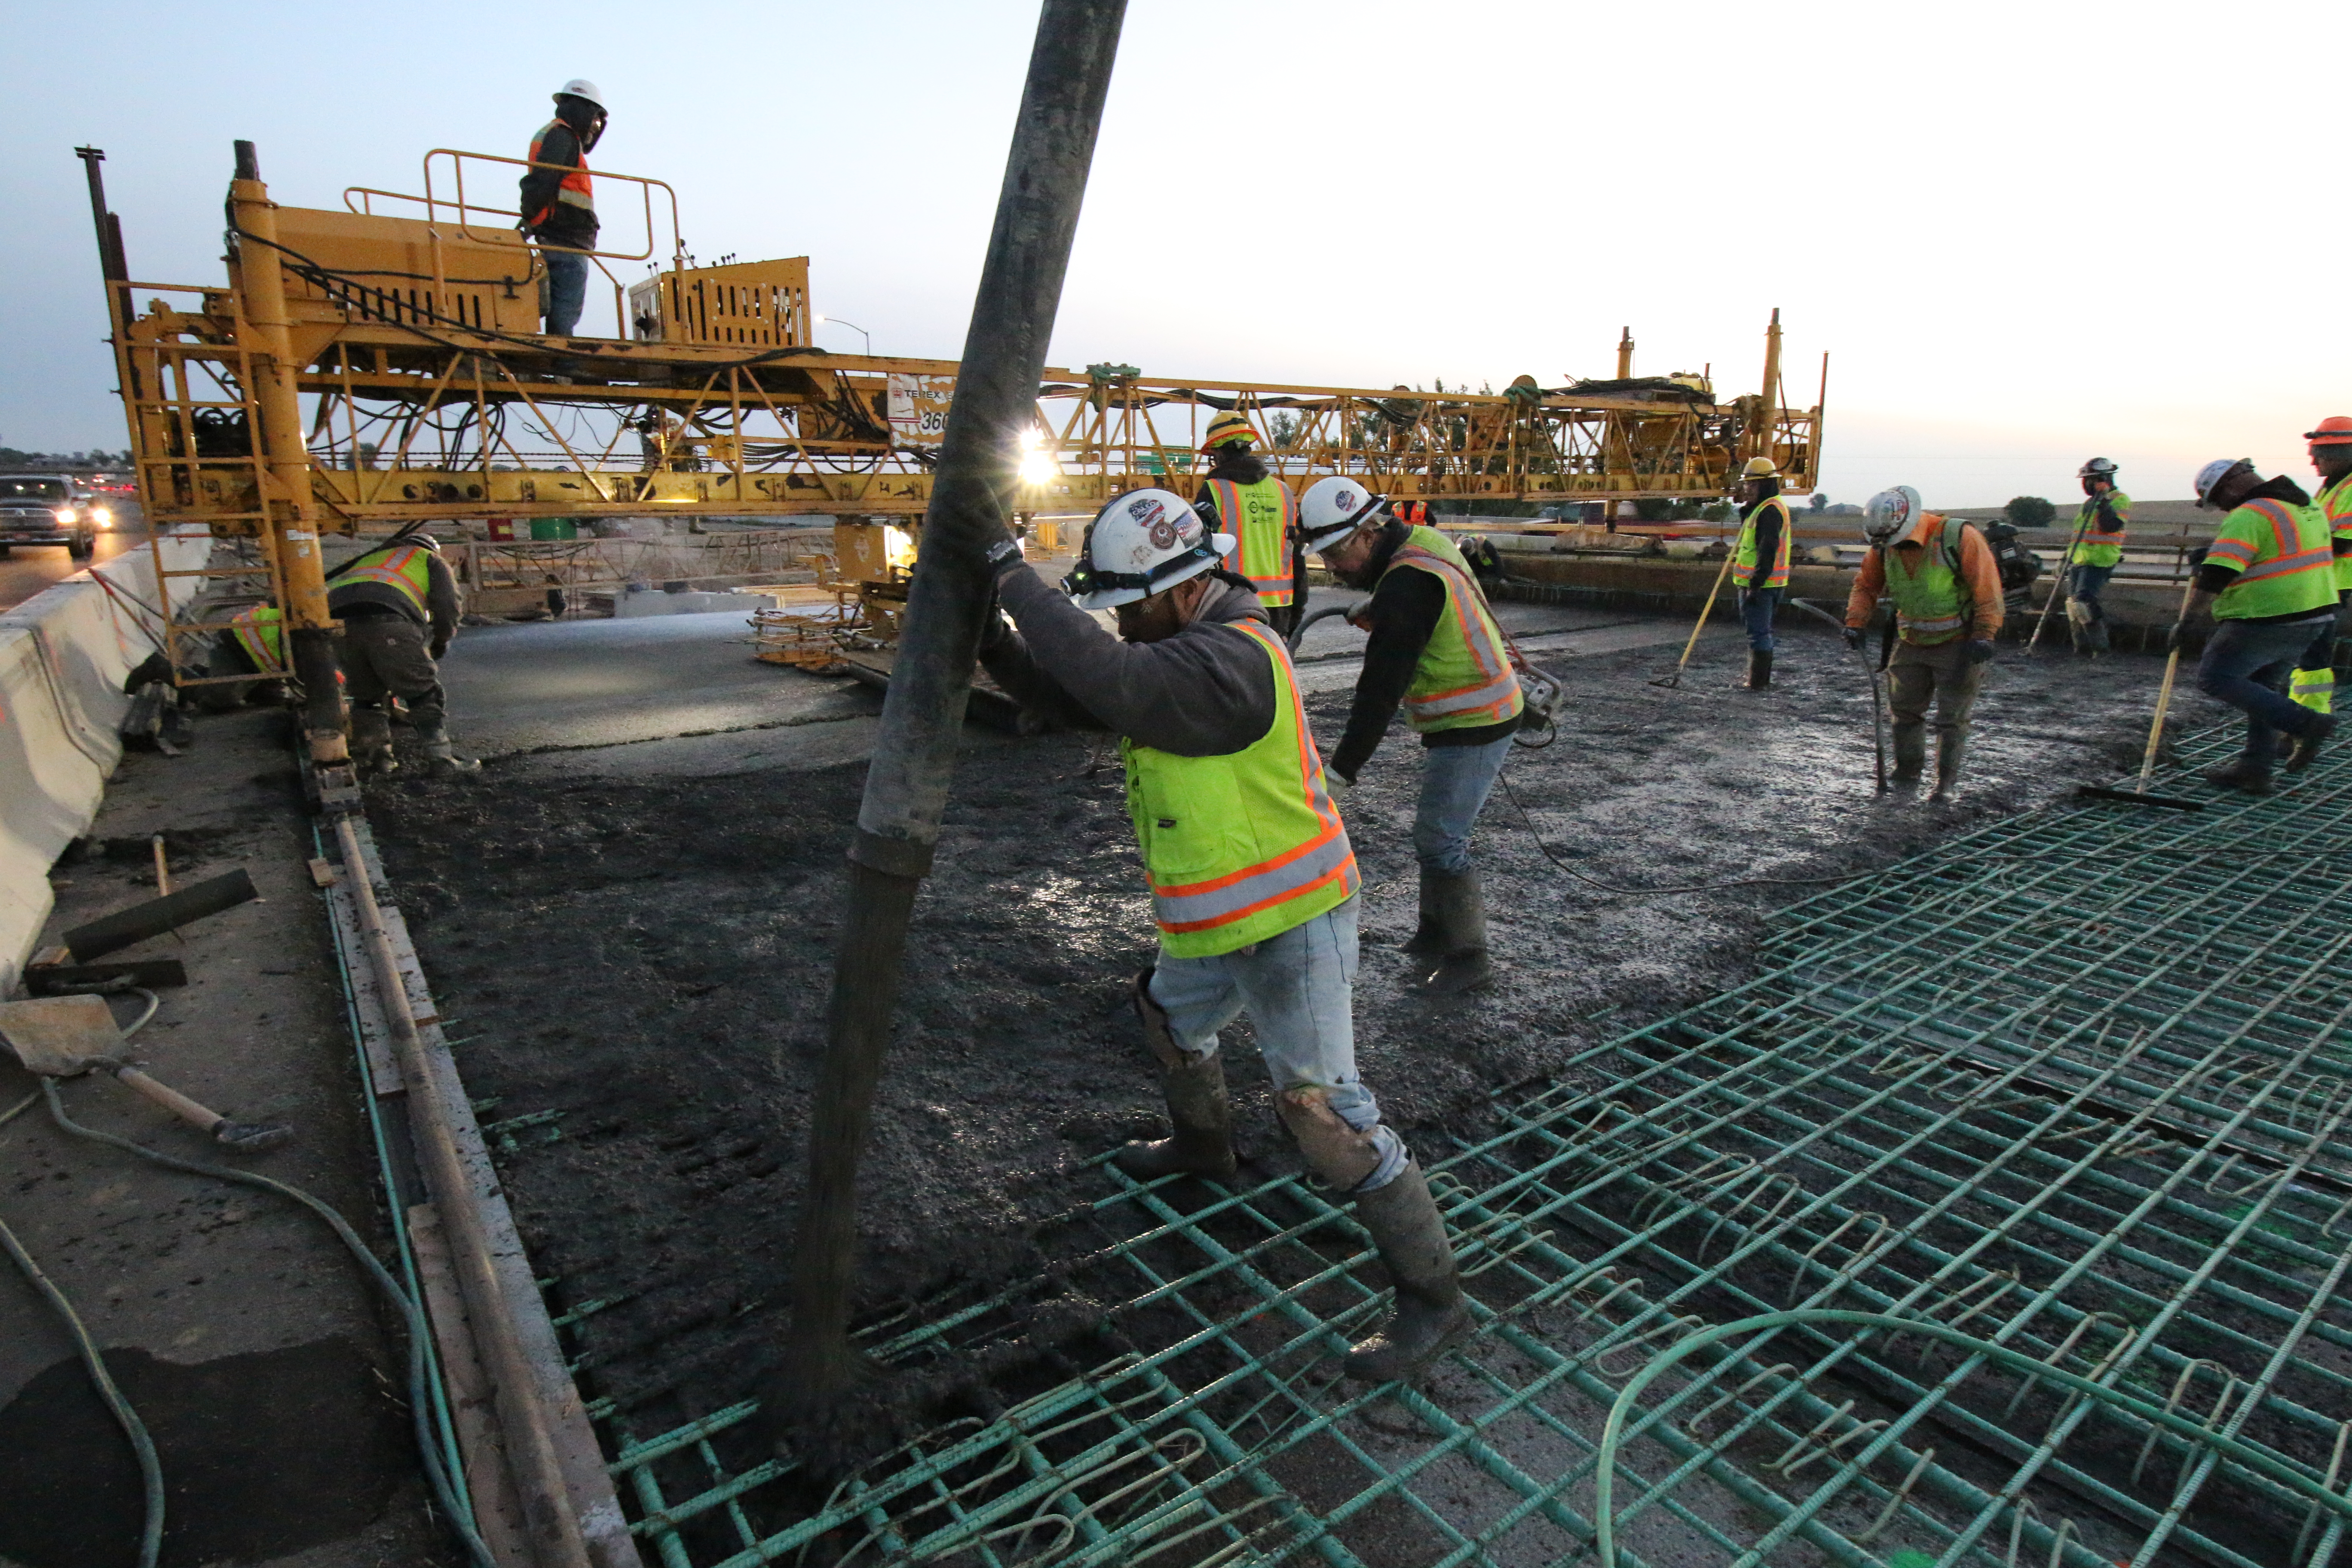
1966 639 1996 666
1326 770 1354 799
1841 626 1865 651
429 638 450 662
982 536 1025 579
2166 619 2189 652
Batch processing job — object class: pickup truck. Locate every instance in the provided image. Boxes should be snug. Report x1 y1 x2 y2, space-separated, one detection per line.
0 475 101 558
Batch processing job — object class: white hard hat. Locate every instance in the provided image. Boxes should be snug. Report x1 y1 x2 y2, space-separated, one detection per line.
555 79 606 111
1298 476 1387 552
1061 488 1234 611
2193 458 2251 508
1862 485 1923 543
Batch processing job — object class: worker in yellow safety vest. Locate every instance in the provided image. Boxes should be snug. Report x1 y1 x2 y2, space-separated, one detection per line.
1732 455 1794 689
977 489 1468 1382
1843 487 2004 802
1298 477 1523 995
194 603 292 711
2289 418 2352 719
521 78 607 338
2064 457 2131 655
328 533 468 772
1193 410 1301 634
2176 459 2344 792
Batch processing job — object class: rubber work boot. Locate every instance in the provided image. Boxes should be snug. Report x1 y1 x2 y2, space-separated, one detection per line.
2205 757 2277 796
1344 1161 1473 1382
415 720 482 774
1114 970 1238 1182
2287 712 2339 774
351 705 397 775
1409 869 1492 995
1737 649 1773 690
1890 723 1926 786
1928 732 1967 804
1399 869 1445 956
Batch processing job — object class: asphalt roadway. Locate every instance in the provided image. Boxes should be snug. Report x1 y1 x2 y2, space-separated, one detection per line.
0 499 147 611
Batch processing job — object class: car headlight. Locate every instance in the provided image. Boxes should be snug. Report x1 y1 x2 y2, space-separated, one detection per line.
92 508 112 526
53 508 75 524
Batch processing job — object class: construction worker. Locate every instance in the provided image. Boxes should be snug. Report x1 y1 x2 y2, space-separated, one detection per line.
1843 487 2003 802
1732 456 1792 689
331 533 466 773
2290 418 2352 718
1194 410 1301 634
1299 478 1523 995
521 79 606 338
194 603 288 711
2177 459 2342 791
978 489 1468 1381
2063 458 2129 655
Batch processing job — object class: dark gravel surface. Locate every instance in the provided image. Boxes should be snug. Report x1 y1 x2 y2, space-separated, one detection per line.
368 627 2173 1433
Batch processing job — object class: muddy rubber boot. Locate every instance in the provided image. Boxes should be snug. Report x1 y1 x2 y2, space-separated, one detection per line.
1409 869 1492 995
416 719 482 775
1399 868 1444 956
1344 1162 1472 1382
2205 757 2277 796
1115 971 1237 1181
351 705 397 775
1890 723 1926 787
1736 649 1773 690
1927 732 1967 804
2287 712 2339 774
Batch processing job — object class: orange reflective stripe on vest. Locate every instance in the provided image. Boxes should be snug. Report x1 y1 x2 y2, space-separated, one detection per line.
2214 499 2334 583
1205 476 1296 607
527 119 595 229
1388 534 1522 729
338 545 432 615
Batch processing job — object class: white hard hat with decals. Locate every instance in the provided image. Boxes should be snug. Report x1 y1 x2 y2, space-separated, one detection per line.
1061 488 1235 611
555 78 606 110
1298 476 1388 552
2193 458 2251 508
1862 485 1923 544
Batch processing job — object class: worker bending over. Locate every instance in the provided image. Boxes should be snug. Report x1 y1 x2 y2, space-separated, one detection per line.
521 79 607 338
979 489 1469 1381
2064 458 2129 655
1732 456 1793 689
2178 459 2341 792
1844 487 2002 802
1298 478 1522 995
332 534 467 773
1194 411 1301 634
2291 418 2352 718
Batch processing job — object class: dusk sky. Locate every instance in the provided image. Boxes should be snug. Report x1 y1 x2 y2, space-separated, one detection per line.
1 0 2339 506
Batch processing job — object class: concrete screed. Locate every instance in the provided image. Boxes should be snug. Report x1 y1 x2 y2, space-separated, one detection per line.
0 592 2190 1564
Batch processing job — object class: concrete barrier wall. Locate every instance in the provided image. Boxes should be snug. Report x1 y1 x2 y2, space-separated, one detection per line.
0 531 213 994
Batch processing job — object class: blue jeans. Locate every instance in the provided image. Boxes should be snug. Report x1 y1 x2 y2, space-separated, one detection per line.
1414 731 1514 874
2196 613 2335 760
1739 586 1782 651
541 248 589 337
2068 564 2114 614
1148 897 1406 1191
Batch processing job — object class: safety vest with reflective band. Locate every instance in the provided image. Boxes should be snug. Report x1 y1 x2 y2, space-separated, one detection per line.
1204 476 1296 608
1880 515 1974 646
526 119 595 231
2206 497 2340 622
335 544 433 618
2067 490 2132 569
230 605 283 671
2319 472 2352 592
1122 620 1359 958
1382 526 1525 733
1735 495 1793 591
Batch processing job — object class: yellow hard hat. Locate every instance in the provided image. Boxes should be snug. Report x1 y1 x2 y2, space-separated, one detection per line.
1200 410 1257 452
1740 457 1779 481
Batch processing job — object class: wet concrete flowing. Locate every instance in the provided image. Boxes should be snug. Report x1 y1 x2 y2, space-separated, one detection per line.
368 625 2178 1440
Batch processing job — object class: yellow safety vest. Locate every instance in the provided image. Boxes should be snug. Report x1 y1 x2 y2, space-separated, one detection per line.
230 605 283 671
1382 526 1525 733
1204 476 1296 609
526 119 596 230
1881 516 1974 646
1123 621 1359 957
2207 498 2340 622
2318 472 2352 592
2068 490 2131 569
1735 496 1793 590
334 544 433 617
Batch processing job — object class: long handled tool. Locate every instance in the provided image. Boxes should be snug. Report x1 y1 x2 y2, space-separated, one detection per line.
1792 598 1888 791
1650 547 1738 689
2076 576 2204 811
2025 513 2093 654
0 995 294 1150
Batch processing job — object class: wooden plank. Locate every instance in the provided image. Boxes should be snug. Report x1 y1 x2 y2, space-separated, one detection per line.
408 1204 535 1568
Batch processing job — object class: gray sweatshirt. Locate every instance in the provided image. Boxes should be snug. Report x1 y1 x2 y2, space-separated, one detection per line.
981 568 1278 756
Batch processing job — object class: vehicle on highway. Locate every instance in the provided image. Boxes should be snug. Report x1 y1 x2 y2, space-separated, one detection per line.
0 475 102 558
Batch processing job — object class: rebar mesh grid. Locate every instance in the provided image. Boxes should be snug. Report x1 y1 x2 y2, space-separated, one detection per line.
592 729 2352 1567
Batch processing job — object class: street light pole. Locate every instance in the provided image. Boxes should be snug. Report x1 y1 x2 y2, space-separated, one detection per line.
814 314 872 356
